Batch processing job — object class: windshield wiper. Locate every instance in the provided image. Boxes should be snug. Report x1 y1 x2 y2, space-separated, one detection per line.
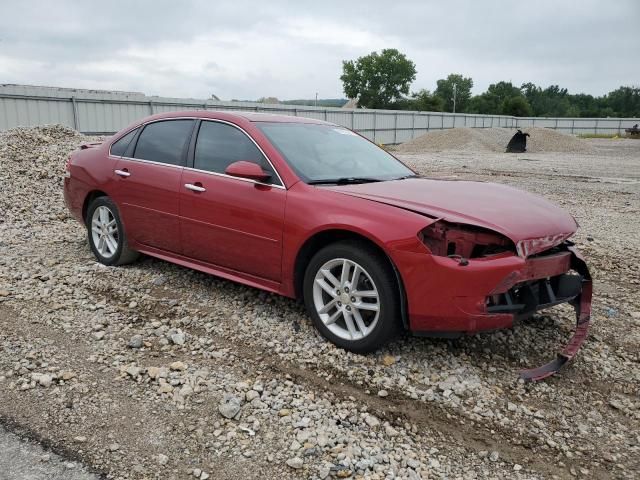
307 177 383 185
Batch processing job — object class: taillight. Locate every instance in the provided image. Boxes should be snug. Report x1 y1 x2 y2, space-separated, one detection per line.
64 155 72 178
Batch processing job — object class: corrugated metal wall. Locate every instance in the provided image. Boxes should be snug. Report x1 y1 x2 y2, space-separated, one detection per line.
1 85 638 141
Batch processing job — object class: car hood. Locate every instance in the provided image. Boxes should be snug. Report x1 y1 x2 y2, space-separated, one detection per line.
327 178 578 245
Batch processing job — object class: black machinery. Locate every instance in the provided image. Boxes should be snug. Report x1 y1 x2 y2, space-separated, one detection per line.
506 129 530 153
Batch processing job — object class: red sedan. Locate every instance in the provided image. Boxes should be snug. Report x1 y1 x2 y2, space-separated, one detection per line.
64 111 592 381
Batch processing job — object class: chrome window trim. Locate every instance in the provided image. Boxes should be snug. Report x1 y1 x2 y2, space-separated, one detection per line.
130 118 196 167
182 166 286 190
109 154 184 170
109 116 286 189
195 119 285 188
108 117 196 158
108 125 142 157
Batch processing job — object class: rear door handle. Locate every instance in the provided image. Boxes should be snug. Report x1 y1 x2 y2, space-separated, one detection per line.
184 183 206 192
114 169 130 177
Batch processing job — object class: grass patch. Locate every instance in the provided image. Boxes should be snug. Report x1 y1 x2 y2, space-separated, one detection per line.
578 133 640 139
578 133 619 139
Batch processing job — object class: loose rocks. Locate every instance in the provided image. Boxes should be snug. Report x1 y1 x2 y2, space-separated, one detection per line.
218 394 241 419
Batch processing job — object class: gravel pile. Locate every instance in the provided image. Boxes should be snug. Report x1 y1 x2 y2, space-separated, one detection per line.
0 125 102 222
396 127 594 154
0 126 639 479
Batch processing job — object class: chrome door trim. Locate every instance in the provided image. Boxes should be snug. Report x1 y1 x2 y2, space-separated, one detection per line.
182 166 286 190
109 116 287 189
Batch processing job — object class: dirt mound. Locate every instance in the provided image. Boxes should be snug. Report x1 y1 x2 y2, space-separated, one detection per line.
396 127 593 154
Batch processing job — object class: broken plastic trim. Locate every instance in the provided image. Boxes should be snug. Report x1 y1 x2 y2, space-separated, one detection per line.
515 232 574 258
487 273 582 315
419 221 514 259
519 246 592 382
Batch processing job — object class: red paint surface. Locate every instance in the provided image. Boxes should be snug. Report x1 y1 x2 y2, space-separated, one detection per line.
328 178 578 244
64 110 588 335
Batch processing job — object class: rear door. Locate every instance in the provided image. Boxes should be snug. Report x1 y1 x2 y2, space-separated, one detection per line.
179 120 286 281
113 119 195 253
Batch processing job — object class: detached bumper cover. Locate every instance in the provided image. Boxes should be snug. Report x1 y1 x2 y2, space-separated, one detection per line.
398 243 592 382
518 246 592 382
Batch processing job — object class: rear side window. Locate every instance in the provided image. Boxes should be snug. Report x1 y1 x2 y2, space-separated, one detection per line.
133 120 194 166
110 128 138 156
194 121 280 184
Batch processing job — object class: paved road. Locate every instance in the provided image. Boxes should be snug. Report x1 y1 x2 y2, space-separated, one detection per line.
0 426 98 480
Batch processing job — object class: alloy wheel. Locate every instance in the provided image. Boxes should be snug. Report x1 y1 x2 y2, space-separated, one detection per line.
312 258 380 341
90 206 119 259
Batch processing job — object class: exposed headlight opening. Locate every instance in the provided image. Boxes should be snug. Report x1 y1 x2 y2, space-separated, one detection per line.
419 221 515 259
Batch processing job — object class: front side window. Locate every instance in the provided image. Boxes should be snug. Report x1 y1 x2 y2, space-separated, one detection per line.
133 120 194 166
110 128 138 156
256 123 414 183
194 121 280 184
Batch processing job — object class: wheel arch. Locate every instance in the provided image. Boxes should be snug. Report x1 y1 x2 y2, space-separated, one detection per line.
293 228 409 330
82 190 109 221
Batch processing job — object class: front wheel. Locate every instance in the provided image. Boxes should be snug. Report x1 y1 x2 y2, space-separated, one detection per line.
86 196 139 266
303 241 401 353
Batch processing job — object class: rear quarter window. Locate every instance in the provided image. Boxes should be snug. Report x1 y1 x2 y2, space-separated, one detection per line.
110 128 138 157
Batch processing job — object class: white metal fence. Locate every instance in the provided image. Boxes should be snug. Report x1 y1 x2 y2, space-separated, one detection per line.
1 85 638 143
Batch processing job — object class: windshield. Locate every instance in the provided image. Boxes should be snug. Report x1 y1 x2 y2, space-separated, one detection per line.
256 122 415 183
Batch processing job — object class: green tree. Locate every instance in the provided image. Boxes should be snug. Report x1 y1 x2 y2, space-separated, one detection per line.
570 93 599 117
409 89 444 111
467 81 523 114
606 86 640 117
256 96 279 104
486 82 522 112
501 96 532 116
522 83 571 116
466 95 491 114
434 74 473 112
340 49 417 109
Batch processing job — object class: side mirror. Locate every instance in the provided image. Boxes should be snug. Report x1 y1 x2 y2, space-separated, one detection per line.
225 161 271 182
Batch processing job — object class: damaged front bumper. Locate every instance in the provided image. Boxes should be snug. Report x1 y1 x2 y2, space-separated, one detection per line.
402 243 592 382
517 246 592 381
484 245 592 381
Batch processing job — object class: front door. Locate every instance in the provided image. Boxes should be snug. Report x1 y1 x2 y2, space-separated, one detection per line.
112 119 195 253
179 120 286 282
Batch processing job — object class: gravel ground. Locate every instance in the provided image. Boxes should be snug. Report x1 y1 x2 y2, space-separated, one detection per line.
0 126 638 479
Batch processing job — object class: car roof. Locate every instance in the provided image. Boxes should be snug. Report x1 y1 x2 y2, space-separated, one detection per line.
143 109 334 125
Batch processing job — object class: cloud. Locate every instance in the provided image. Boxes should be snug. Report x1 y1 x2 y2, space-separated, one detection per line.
1 0 638 100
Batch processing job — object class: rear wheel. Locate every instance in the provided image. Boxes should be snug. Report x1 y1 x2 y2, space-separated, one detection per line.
303 241 400 353
86 196 139 266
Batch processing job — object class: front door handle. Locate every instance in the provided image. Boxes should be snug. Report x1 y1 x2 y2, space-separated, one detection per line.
184 183 206 192
114 169 131 177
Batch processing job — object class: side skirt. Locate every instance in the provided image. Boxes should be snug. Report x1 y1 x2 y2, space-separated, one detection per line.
134 245 288 297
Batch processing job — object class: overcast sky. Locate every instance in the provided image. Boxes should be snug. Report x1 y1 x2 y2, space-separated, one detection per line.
1 0 638 101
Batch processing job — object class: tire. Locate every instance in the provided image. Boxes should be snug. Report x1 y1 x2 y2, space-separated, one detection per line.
303 240 401 353
85 196 139 266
